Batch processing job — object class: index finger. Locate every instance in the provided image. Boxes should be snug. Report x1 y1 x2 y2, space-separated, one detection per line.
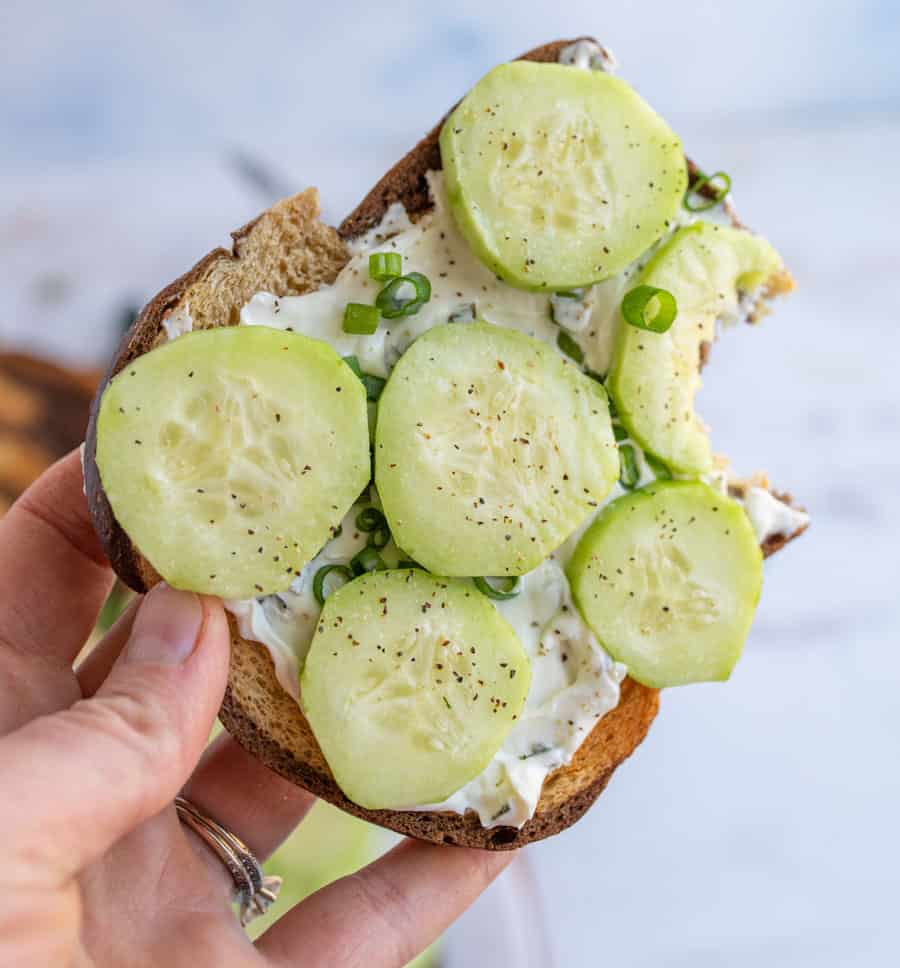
256 839 515 968
0 449 113 665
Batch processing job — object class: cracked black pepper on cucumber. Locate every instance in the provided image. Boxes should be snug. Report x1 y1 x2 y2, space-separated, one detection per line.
84 36 806 849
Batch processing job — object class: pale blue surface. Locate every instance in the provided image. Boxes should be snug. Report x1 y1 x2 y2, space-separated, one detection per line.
1 3 898 965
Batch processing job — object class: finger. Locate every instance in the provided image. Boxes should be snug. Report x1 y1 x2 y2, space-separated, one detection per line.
0 584 230 883
0 450 113 664
75 597 140 696
182 733 317 861
257 839 515 968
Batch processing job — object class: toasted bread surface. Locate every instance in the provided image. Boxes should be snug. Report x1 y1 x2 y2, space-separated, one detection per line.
84 37 805 848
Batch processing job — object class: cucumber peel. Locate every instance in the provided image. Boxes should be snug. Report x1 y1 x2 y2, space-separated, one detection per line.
301 569 531 809
567 481 763 688
95 326 370 598
608 223 782 474
375 321 619 576
440 61 687 290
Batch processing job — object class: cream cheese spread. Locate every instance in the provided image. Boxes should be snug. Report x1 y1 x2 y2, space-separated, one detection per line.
743 486 809 545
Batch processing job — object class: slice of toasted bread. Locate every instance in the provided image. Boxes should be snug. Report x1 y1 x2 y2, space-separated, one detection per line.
84 37 806 849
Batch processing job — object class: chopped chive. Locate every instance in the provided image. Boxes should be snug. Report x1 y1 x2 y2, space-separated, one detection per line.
556 330 584 364
350 546 387 576
618 444 640 489
613 422 629 442
343 355 385 400
369 251 403 281
342 354 363 378
644 452 672 480
343 302 380 335
313 564 353 605
375 272 431 319
356 507 386 532
473 575 521 601
621 285 677 334
362 373 386 402
684 170 732 212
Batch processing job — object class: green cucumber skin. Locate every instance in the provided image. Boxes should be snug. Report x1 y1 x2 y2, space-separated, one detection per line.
96 326 370 599
608 223 782 475
566 480 762 689
300 569 532 810
440 61 687 292
374 321 619 577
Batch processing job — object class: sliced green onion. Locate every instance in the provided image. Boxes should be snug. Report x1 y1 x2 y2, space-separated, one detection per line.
361 373 385 402
618 443 640 490
350 546 387 576
554 289 584 300
604 389 619 417
556 330 584 364
368 526 391 550
473 575 521 601
613 422 629 442
355 507 386 532
621 285 677 334
343 302 380 335
684 170 732 212
369 251 402 281
343 355 385 401
355 507 391 550
375 272 431 319
342 354 363 378
644 452 672 480
313 564 353 605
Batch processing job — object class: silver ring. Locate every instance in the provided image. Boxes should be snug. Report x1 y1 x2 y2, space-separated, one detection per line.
175 796 282 926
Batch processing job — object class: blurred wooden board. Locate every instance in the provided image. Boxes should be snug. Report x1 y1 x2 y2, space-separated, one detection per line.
0 351 99 513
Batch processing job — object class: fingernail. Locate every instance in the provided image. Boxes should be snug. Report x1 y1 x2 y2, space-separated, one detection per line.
125 584 204 666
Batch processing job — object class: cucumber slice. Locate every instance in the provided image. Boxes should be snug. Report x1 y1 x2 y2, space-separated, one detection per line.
301 569 531 809
567 481 762 688
608 223 782 473
374 321 619 576
96 326 370 598
440 61 687 290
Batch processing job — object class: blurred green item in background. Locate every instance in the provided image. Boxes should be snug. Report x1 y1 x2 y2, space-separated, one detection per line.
247 800 438 968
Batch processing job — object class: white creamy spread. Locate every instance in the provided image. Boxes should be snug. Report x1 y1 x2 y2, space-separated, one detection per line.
162 302 193 340
558 39 617 73
742 487 809 545
241 171 621 382
159 42 797 829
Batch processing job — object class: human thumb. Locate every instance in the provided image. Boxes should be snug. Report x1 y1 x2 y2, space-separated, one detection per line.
1 583 230 884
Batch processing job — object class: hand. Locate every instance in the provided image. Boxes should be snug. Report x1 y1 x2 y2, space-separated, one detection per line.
0 452 513 967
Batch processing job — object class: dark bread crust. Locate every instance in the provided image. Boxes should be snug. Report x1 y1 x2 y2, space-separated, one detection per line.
83 37 806 848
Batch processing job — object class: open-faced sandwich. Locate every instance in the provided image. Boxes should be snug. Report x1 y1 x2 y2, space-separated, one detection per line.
84 37 809 849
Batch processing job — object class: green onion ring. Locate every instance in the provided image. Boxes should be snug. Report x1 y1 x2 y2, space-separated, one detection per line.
313 564 353 605
618 443 640 490
350 546 387 576
556 330 585 364
473 575 522 601
356 507 386 532
644 452 673 480
343 302 380 335
375 272 432 319
684 170 732 212
369 251 403 281
621 285 678 334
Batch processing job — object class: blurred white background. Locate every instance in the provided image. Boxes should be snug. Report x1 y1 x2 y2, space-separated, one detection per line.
2 2 898 965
